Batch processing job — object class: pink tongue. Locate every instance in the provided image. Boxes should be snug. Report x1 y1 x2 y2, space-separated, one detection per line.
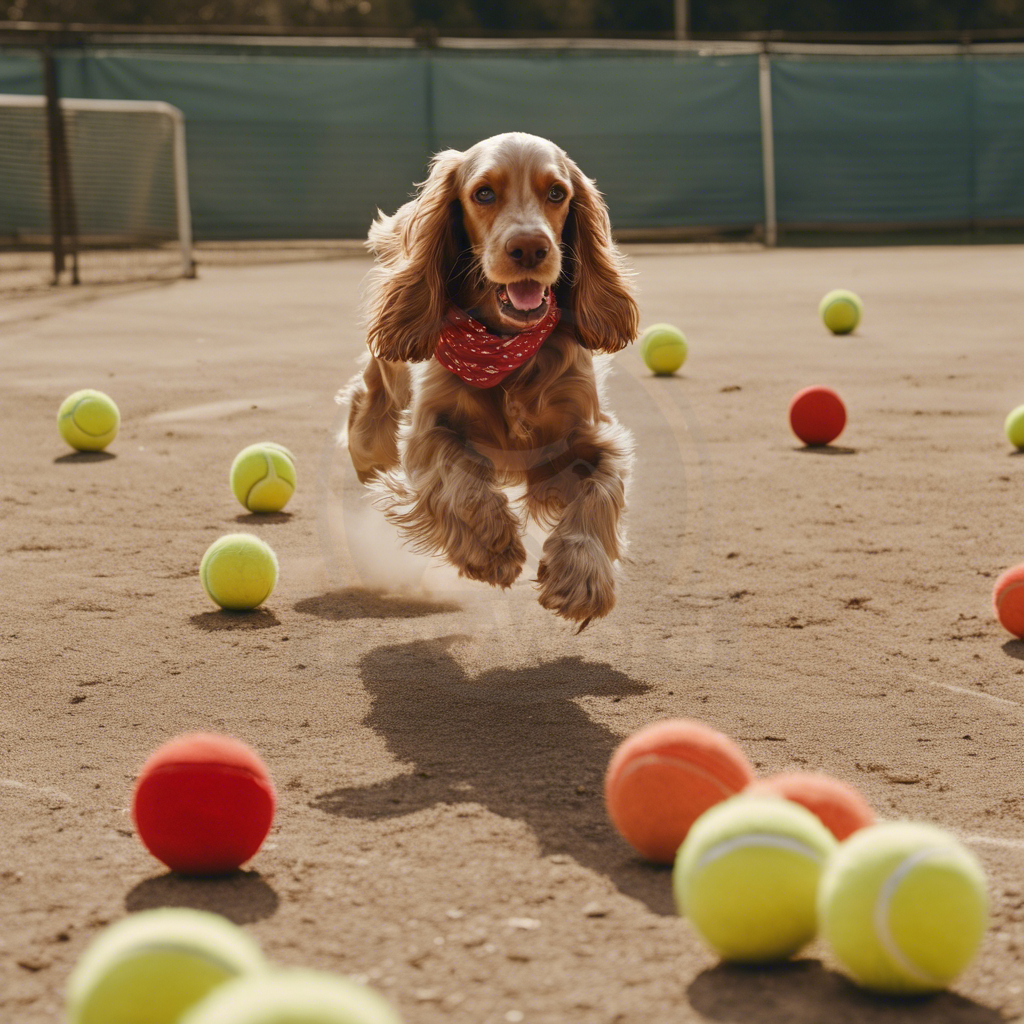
506 280 545 311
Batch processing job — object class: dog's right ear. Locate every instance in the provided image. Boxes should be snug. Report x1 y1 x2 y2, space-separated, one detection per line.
366 149 463 363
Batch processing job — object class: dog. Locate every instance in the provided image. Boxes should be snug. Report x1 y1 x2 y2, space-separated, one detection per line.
346 132 639 629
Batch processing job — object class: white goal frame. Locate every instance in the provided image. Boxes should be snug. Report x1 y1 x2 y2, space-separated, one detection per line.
0 93 195 278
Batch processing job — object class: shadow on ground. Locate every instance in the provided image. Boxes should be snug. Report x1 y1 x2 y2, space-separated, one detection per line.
125 869 279 924
1001 640 1024 661
233 512 293 525
54 451 116 464
294 588 461 621
688 960 1002 1024
311 636 674 914
190 609 281 631
795 445 857 456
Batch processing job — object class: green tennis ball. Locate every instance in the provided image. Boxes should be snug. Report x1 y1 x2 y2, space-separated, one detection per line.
58 389 120 451
639 323 688 375
67 908 266 1024
819 289 863 335
231 443 296 513
201 534 278 611
674 794 837 963
179 969 404 1024
1005 405 1024 449
818 821 989 995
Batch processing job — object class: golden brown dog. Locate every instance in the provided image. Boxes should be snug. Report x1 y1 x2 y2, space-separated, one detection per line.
347 132 638 628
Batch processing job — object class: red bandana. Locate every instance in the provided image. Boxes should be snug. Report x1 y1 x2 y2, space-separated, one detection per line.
435 295 561 388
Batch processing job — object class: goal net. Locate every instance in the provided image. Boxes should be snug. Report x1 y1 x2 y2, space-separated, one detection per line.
0 95 194 289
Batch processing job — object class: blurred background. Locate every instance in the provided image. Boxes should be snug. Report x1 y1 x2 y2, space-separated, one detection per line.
0 1 1022 290
6 1 1024 36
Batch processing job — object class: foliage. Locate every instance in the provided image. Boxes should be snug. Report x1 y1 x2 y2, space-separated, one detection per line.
6 0 1023 33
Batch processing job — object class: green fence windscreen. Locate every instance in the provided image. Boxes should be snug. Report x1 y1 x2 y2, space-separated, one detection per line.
974 57 1024 222
0 47 43 93
2 45 1023 241
57 49 432 239
771 56 974 226
431 52 764 229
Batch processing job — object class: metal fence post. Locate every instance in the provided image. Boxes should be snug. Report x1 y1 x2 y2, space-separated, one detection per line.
758 47 778 247
42 45 79 284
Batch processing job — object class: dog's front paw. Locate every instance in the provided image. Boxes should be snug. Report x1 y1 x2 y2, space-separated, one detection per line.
448 500 527 589
536 534 616 630
460 539 526 588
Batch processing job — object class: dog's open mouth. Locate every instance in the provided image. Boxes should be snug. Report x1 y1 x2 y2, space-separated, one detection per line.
496 280 551 322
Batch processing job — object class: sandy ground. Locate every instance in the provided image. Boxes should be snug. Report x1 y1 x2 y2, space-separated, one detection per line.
3 243 1024 1024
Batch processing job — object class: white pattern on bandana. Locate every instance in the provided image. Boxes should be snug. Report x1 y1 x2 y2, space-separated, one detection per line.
435 294 561 388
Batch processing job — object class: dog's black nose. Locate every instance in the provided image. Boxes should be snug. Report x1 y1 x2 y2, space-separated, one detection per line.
505 233 549 269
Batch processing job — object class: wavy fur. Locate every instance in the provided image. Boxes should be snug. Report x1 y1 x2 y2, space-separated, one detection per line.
348 133 639 627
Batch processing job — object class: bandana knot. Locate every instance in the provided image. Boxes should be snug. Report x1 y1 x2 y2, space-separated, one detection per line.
435 295 560 388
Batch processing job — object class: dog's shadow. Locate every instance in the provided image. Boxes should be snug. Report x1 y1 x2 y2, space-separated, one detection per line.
311 636 674 913
294 588 461 621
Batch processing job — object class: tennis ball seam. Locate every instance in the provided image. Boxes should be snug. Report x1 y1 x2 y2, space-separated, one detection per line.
243 453 280 509
65 398 116 438
615 753 737 796
873 846 957 988
694 832 826 872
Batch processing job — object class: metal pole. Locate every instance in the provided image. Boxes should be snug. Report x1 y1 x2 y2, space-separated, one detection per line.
674 0 688 39
758 48 778 247
43 45 79 283
170 110 196 278
42 45 65 284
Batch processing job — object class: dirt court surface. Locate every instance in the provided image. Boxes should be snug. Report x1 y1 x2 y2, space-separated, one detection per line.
3 243 1024 1024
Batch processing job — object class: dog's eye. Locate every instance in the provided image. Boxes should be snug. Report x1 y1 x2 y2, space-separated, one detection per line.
548 184 567 203
473 186 496 205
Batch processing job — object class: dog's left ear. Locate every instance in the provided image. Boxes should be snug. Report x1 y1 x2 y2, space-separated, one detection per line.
560 161 639 353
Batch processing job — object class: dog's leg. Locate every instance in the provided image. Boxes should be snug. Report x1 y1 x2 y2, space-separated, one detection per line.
377 423 526 588
347 357 411 484
525 419 633 628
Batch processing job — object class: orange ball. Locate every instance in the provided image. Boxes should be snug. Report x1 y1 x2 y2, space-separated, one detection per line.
747 771 874 841
789 385 846 446
604 719 755 864
993 563 1024 638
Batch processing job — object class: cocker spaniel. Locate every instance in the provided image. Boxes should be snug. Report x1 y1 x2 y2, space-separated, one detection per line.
346 132 639 629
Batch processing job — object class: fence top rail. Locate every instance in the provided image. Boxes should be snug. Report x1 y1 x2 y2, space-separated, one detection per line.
435 37 760 53
2 23 1024 56
0 92 184 120
767 41 1024 56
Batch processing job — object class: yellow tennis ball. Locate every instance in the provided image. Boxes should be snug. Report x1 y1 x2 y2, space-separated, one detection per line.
231 442 296 513
640 323 688 375
674 794 837 962
819 289 863 335
818 821 989 995
67 908 266 1024
201 534 279 611
179 969 404 1024
1005 405 1024 449
58 389 120 451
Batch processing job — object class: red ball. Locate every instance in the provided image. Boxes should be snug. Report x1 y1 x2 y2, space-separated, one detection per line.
789 386 846 446
746 771 875 841
993 563 1024 638
604 719 755 864
131 733 276 875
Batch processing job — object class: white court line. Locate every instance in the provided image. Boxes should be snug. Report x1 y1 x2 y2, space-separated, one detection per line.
1 778 74 803
904 672 1022 709
957 832 1024 850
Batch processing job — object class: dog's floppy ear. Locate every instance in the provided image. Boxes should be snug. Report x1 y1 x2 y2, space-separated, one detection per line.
560 161 639 353
366 149 464 363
